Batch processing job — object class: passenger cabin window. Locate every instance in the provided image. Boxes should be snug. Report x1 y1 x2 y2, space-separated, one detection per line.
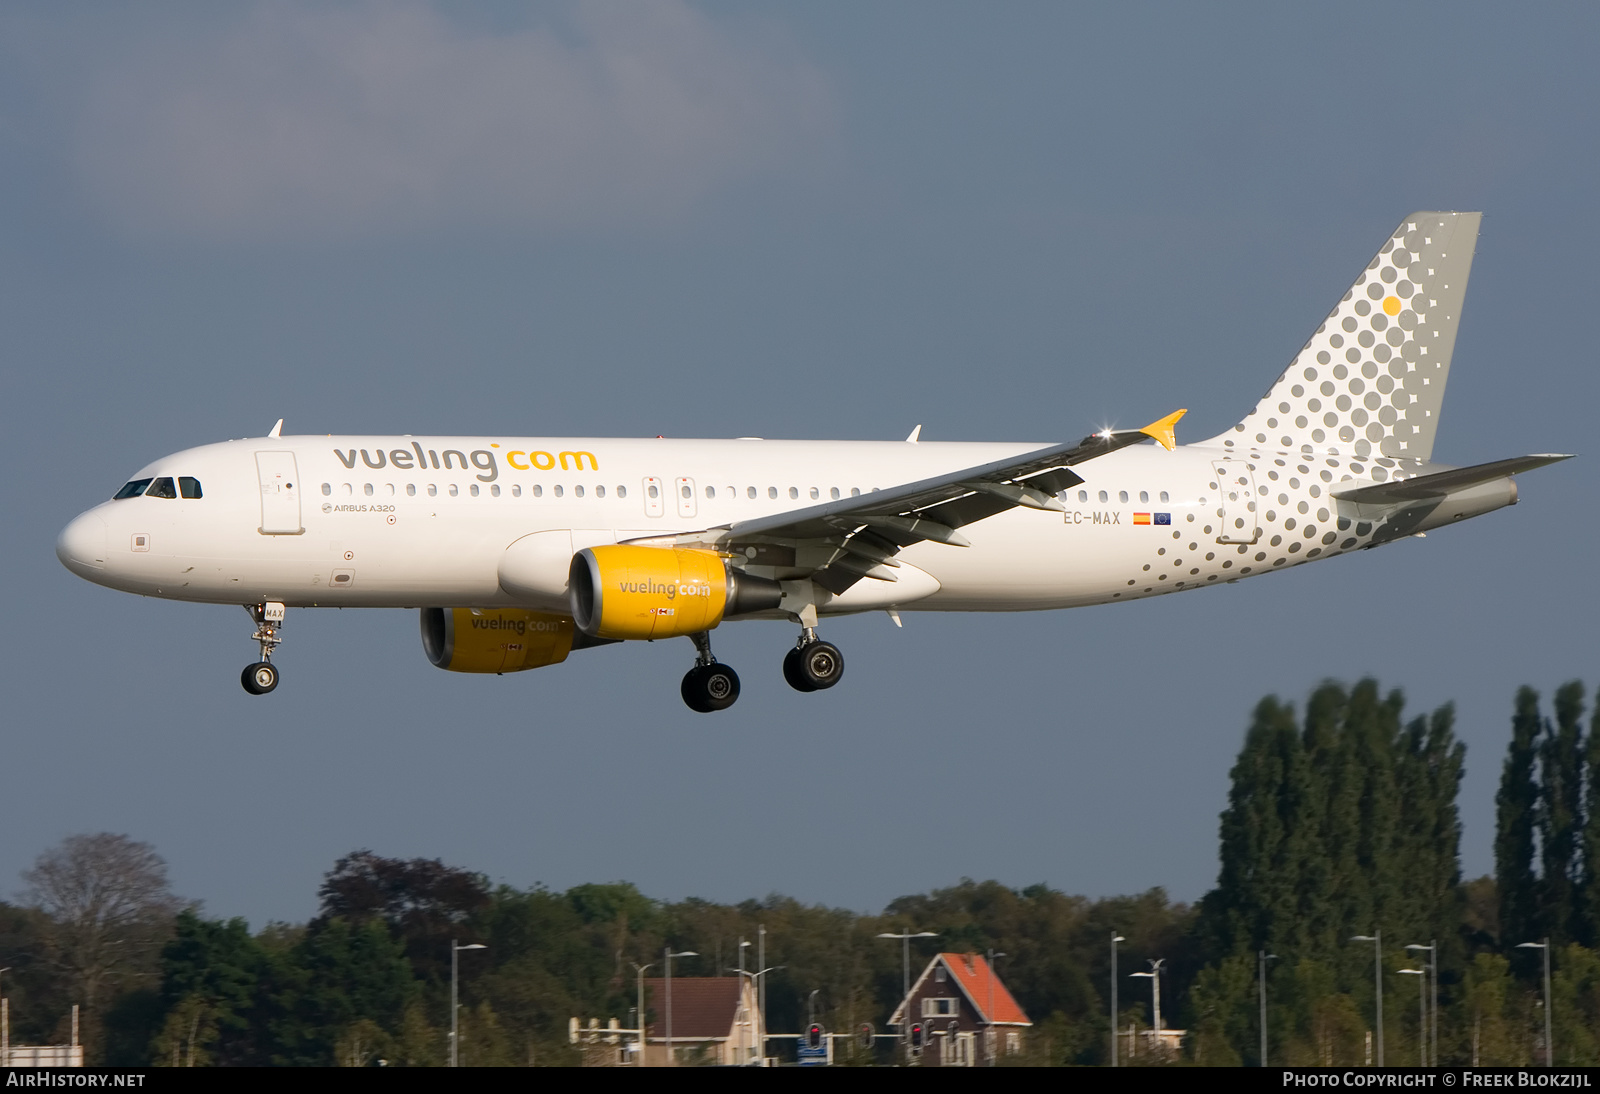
1139 490 1149 503
1098 490 1109 503
114 478 153 500
747 486 757 499
510 485 520 497
449 485 459 496
364 484 374 496
321 483 332 496
789 487 799 499
146 477 178 499
616 485 627 498
574 485 584 498
831 487 840 500
427 484 437 497
470 484 480 497
1078 489 1088 502
178 477 203 499
768 487 778 499
595 485 605 498
1119 490 1129 503
407 484 417 496
1160 491 1170 502
532 485 543 497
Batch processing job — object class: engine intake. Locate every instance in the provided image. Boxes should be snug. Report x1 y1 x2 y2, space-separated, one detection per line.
569 546 781 640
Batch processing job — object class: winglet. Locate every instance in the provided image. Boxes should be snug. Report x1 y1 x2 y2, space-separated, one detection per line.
267 418 284 439
906 424 922 443
1139 409 1187 451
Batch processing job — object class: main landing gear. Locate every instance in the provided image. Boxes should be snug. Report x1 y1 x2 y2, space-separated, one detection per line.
678 625 846 713
782 628 845 693
681 631 740 713
241 601 285 696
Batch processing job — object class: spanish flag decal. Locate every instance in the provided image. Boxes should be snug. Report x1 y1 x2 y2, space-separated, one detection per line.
1133 513 1151 525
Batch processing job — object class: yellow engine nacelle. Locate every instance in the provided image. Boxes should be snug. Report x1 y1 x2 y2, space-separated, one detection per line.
420 607 575 673
569 546 729 641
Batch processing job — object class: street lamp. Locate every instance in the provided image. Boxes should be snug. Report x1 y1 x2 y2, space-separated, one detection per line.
664 948 698 1067
726 965 783 1067
1398 970 1426 1066
1130 958 1165 1057
1517 940 1552 1067
1405 942 1437 1066
1110 933 1125 1067
450 940 487 1067
875 929 937 1011
986 950 1006 1067
631 963 654 1067
1258 951 1278 1066
1350 933 1384 1067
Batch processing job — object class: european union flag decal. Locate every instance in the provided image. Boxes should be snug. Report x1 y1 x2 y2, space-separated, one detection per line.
1153 513 1171 525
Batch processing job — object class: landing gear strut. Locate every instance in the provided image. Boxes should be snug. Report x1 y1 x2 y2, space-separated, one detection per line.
783 628 844 693
241 602 285 695
681 631 740 713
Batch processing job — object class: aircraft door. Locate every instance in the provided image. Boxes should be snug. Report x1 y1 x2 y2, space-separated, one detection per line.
256 451 303 535
1211 460 1258 544
642 477 664 517
675 477 697 519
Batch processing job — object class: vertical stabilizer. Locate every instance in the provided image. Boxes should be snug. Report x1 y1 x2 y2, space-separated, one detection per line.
1205 212 1480 462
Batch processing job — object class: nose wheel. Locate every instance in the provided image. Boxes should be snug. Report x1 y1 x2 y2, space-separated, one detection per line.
681 631 740 713
783 630 844 692
242 662 279 695
241 602 286 696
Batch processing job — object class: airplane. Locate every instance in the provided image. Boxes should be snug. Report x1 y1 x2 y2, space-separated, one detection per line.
56 211 1569 712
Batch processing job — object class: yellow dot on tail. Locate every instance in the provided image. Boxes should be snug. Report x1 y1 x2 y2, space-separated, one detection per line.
1383 296 1401 316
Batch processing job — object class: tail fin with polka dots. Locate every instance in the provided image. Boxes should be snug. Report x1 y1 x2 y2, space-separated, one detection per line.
1207 212 1481 463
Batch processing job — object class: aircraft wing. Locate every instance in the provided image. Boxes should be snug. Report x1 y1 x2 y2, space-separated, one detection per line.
668 411 1187 595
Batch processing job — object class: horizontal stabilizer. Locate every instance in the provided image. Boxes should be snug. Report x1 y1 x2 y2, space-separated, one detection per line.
1332 454 1571 504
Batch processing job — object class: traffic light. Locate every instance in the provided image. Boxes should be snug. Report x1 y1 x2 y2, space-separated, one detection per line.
806 1024 824 1050
858 1023 874 1049
909 1022 925 1053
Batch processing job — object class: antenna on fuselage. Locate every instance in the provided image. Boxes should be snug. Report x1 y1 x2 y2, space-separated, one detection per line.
905 424 922 443
267 418 283 438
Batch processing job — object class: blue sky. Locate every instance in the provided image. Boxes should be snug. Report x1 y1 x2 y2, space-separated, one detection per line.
3 2 1594 923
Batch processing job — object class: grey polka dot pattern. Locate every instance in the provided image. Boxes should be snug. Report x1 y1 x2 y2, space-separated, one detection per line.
1207 212 1480 463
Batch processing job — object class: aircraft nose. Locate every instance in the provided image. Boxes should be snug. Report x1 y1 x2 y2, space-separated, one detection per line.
56 511 108 575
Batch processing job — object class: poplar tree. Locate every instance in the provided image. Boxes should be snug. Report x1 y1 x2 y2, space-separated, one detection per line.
1496 687 1543 948
1540 682 1586 946
1582 700 1600 949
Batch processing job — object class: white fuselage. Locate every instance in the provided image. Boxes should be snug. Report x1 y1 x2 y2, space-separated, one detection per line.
56 433 1445 616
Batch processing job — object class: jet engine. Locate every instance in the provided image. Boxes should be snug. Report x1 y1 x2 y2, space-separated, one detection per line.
420 607 578 673
569 546 782 641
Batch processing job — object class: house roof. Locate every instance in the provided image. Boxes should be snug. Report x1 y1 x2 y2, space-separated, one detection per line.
642 978 746 1040
889 953 1032 1027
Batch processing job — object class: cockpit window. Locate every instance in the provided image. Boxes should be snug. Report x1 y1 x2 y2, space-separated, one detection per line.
113 478 153 500
178 476 203 499
145 477 178 499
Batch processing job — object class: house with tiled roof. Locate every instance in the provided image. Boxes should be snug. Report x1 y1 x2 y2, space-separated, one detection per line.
641 977 762 1067
887 952 1031 1066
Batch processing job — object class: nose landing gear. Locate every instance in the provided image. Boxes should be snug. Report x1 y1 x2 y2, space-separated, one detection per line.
681 631 740 713
782 628 844 693
241 601 285 695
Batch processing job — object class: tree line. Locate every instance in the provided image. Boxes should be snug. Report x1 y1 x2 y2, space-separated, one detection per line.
3 677 1598 1065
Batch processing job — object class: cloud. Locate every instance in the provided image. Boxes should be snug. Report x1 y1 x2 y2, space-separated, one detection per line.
67 1 835 240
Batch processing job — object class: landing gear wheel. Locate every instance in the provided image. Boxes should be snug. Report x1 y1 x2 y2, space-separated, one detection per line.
783 647 818 693
784 641 844 692
681 663 740 713
242 662 279 695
